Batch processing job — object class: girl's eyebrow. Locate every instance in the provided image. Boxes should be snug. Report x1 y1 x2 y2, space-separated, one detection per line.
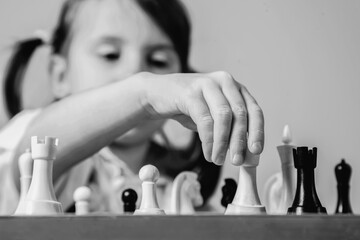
90 35 175 52
92 35 124 45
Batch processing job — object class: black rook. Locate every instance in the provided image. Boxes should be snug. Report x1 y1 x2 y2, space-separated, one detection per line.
288 147 327 214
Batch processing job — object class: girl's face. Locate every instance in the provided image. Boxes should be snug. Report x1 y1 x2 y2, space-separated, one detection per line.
53 0 181 145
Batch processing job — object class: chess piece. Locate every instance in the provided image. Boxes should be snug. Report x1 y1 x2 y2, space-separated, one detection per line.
335 159 353 214
225 150 266 214
122 188 138 213
14 149 33 215
134 165 165 215
220 178 237 208
73 186 91 215
170 171 203 214
288 147 327 214
264 125 296 214
19 136 63 215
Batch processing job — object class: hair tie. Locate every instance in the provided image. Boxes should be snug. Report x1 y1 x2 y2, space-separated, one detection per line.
33 29 51 45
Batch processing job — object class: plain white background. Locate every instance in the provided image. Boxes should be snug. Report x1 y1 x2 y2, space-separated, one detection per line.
0 0 360 213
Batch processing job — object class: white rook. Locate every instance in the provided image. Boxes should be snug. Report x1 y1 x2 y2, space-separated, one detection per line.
19 136 63 215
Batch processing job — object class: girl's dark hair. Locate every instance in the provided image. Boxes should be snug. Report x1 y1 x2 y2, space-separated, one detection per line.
135 0 191 73
3 38 45 117
3 0 192 118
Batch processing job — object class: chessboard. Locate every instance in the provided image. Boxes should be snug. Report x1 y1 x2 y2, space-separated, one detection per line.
1 214 359 240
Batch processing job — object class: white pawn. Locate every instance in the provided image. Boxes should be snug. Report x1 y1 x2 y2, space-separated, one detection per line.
20 136 63 215
134 165 165 215
225 149 266 214
73 186 91 215
264 125 296 214
170 171 203 215
13 149 33 215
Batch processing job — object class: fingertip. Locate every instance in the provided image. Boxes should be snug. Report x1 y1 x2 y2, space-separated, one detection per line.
250 142 263 154
231 153 244 166
213 160 224 166
202 142 213 163
213 152 226 165
204 153 212 163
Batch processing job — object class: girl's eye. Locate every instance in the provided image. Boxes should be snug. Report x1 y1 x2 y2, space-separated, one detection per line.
97 45 121 62
148 51 170 69
102 52 120 61
149 58 168 68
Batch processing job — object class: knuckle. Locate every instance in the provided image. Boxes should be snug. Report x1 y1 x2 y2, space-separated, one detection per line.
184 84 202 99
232 105 248 119
198 114 214 126
213 71 233 82
196 76 211 86
249 104 263 115
201 135 214 144
214 105 232 120
253 105 263 114
255 109 264 121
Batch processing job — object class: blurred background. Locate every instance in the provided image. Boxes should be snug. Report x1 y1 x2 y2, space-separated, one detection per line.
0 0 360 213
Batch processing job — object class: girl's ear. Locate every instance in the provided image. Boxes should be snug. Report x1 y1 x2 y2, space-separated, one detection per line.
49 55 70 99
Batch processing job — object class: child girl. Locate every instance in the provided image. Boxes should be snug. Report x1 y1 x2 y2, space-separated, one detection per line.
0 0 264 214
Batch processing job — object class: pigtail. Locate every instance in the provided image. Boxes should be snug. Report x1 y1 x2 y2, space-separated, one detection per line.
3 0 83 118
3 37 45 118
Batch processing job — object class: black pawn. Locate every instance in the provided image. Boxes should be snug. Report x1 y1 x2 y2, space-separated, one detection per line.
122 188 138 213
335 159 353 214
288 147 327 214
221 178 237 208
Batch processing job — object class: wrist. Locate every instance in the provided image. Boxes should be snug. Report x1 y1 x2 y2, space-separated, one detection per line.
131 72 160 119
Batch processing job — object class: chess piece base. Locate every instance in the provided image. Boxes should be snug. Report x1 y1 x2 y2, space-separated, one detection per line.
134 208 165 215
20 200 63 215
225 203 266 215
75 202 89 215
13 201 26 215
288 206 327 215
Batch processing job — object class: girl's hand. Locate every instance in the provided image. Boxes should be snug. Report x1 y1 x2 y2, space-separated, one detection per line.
138 71 264 166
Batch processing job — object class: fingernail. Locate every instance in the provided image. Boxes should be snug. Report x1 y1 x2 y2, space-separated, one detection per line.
251 142 262 153
214 152 226 165
232 154 243 165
